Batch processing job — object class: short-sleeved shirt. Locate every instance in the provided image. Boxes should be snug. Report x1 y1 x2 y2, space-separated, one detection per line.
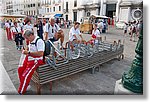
45 23 61 39
23 24 33 31
5 23 10 28
28 36 45 61
92 29 100 43
12 26 22 33
18 23 24 28
69 27 81 41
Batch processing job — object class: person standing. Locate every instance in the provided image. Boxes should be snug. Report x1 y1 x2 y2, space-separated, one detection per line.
36 20 44 39
12 22 24 50
5 20 12 40
18 30 45 95
131 21 137 42
98 20 104 34
23 20 33 45
124 23 128 37
23 20 33 31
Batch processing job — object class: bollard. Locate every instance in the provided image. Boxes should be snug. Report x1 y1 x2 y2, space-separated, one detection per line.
117 40 121 50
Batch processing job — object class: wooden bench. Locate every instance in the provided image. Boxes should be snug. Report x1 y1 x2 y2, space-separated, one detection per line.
31 45 124 94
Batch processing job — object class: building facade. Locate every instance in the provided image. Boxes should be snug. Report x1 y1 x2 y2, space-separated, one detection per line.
24 0 41 17
2 0 143 23
39 0 64 18
63 0 142 23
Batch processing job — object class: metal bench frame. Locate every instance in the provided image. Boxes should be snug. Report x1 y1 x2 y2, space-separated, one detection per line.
31 39 124 94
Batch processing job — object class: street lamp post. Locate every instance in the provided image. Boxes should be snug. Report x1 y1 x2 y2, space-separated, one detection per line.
122 25 143 93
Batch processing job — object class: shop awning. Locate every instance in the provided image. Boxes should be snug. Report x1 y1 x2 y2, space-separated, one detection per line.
54 14 63 18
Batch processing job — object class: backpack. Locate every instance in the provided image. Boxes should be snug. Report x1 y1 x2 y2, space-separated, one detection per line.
31 38 51 56
48 23 58 32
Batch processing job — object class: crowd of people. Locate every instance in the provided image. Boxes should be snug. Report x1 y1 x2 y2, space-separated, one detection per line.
123 20 142 42
3 16 102 95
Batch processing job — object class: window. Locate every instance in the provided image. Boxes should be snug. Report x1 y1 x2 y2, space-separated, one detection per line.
47 8 49 12
74 0 77 7
66 2 68 12
33 4 35 7
58 0 61 3
59 6 61 11
53 7 55 12
53 0 55 4
66 15 68 21
38 3 40 7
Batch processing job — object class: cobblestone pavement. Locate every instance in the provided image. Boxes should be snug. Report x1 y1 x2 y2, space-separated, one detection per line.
0 26 137 95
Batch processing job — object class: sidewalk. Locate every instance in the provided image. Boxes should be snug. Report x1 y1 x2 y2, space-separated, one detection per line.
0 27 137 95
0 61 18 95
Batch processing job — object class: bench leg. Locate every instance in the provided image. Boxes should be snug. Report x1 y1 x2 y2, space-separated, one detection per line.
91 67 96 74
50 81 52 95
96 65 101 72
36 84 41 95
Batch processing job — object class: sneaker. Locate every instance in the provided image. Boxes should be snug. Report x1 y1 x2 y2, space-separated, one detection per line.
26 85 31 91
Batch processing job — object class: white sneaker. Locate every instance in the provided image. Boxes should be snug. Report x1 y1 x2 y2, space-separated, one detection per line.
26 85 31 91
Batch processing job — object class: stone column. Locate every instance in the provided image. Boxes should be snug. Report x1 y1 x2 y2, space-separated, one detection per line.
116 0 122 22
103 3 106 16
100 0 106 16
127 7 131 22
100 0 104 16
95 8 99 15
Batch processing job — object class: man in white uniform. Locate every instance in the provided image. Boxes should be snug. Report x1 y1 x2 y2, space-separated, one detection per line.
69 22 84 43
44 17 64 47
18 30 45 94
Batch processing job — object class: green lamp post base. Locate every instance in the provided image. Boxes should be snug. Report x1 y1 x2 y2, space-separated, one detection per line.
122 24 143 94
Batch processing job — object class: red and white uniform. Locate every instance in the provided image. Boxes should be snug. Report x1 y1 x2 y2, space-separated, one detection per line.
5 22 12 40
91 29 100 44
18 36 45 94
12 26 22 38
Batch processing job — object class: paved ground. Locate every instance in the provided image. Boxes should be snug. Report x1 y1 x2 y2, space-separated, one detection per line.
0 26 138 95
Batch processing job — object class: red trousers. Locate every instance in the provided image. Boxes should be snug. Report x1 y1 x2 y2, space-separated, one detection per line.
6 28 12 40
18 56 44 94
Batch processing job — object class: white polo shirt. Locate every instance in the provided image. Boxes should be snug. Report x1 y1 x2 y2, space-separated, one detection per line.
5 22 10 28
23 24 33 31
92 29 100 38
92 29 100 43
12 26 22 33
28 36 45 61
45 23 61 39
69 27 81 41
